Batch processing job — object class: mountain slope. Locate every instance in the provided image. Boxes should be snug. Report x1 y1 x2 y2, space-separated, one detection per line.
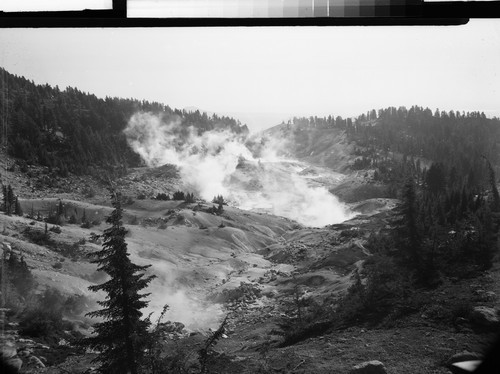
0 67 248 176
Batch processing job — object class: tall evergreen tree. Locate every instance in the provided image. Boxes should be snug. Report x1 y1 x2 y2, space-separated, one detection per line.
82 191 156 374
483 155 500 212
398 177 422 268
2 185 8 214
7 185 15 215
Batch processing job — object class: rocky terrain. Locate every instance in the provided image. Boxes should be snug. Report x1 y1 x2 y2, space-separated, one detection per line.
1 146 499 374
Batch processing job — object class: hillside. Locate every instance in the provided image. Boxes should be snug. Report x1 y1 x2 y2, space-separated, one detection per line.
1 168 499 374
0 67 248 176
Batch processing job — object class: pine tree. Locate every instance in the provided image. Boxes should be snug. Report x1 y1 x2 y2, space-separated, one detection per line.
398 177 422 268
2 184 16 215
57 200 64 217
7 185 15 215
483 155 500 212
14 196 23 216
2 185 8 214
82 191 156 374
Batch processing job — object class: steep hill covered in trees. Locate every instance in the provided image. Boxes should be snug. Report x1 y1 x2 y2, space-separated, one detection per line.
271 106 500 185
0 68 248 176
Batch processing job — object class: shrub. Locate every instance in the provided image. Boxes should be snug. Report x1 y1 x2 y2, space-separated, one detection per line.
82 186 96 198
120 195 135 206
46 213 63 226
18 160 29 173
212 195 226 205
19 308 65 338
68 214 77 224
81 221 92 229
198 315 228 374
172 191 185 200
52 262 63 269
137 193 146 200
58 242 81 260
19 289 70 338
184 192 195 203
63 294 90 316
23 227 54 247
156 193 170 201
49 225 62 234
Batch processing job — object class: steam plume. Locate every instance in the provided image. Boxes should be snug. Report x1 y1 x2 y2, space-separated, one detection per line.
124 112 354 227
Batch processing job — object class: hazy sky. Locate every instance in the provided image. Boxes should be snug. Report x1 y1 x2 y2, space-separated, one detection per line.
0 21 499 131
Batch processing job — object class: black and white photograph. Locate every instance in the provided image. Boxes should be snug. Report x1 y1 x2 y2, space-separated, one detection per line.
1 17 500 374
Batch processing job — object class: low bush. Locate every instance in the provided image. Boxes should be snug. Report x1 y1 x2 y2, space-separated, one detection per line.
120 195 134 206
81 221 92 229
23 227 54 247
82 186 96 198
156 193 170 201
172 191 185 200
46 214 63 226
19 308 66 338
49 225 62 234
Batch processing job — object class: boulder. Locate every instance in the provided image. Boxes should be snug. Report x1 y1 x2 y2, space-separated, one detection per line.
350 360 387 374
447 351 483 365
0 343 17 359
450 360 482 374
27 355 46 369
470 306 499 328
4 357 23 373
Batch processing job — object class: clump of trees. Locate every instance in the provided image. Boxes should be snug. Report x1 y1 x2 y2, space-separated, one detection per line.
334 158 499 327
184 192 195 203
0 247 35 307
155 192 170 201
2 184 23 216
172 191 196 203
212 195 226 205
172 191 185 201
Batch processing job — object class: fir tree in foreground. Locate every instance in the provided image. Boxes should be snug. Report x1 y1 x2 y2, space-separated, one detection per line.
83 191 156 374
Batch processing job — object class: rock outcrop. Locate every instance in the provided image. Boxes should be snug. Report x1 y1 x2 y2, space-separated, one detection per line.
349 360 387 374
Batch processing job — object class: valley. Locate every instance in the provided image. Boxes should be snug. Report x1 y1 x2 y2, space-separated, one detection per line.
1 139 499 373
0 67 499 374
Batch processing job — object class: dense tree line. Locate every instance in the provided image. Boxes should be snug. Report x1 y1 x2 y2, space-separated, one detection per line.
0 67 248 176
349 106 500 185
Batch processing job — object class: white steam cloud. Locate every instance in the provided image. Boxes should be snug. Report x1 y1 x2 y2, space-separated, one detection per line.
124 112 354 227
133 256 224 331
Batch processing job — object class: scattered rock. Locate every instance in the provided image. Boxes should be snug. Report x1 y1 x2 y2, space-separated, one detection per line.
349 360 387 374
470 306 499 328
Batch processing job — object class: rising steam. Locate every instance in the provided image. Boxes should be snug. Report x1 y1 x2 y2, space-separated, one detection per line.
124 112 354 227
